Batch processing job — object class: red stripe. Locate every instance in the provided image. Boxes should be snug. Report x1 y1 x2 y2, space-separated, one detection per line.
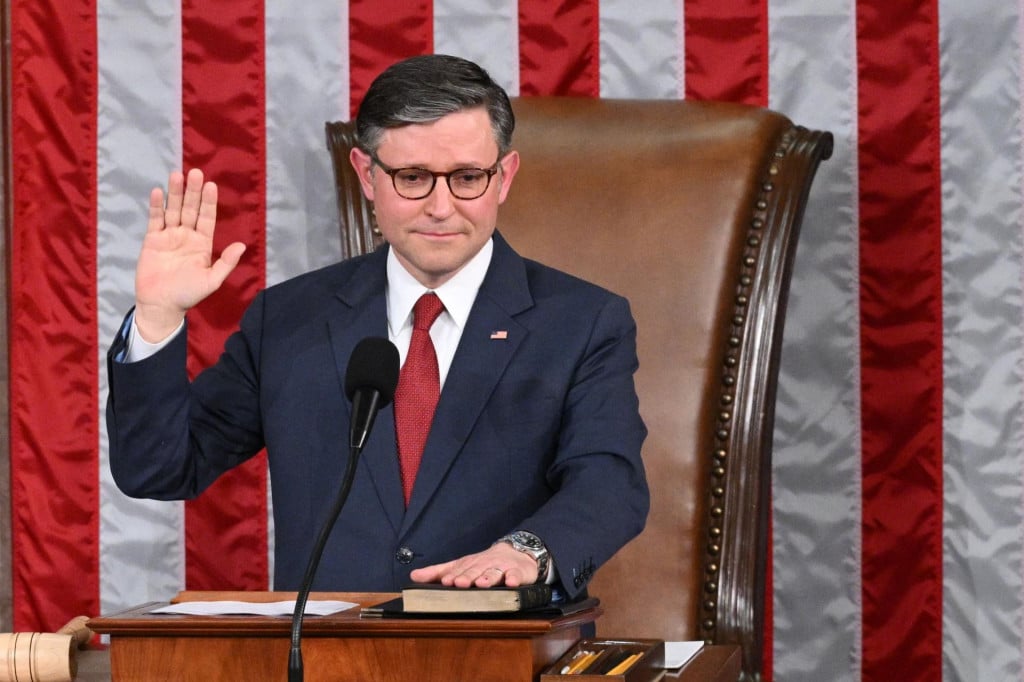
348 0 434 118
8 0 99 631
682 4 771 673
518 0 600 97
181 0 268 590
683 0 768 105
857 3 943 680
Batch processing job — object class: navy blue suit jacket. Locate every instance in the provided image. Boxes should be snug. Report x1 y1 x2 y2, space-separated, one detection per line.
107 233 649 599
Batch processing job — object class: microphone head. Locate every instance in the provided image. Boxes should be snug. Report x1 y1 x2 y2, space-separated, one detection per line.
344 337 400 406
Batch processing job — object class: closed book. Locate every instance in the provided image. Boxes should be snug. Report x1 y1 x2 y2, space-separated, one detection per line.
359 595 599 620
400 584 553 613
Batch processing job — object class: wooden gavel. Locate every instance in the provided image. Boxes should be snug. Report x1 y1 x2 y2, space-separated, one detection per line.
0 615 93 682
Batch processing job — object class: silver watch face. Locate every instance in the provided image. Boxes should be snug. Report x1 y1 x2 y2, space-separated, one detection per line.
511 531 544 551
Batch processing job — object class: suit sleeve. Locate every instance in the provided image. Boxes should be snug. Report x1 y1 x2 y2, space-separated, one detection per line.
106 300 266 500
517 294 650 599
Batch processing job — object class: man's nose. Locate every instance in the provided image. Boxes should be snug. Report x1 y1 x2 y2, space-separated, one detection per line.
423 178 457 217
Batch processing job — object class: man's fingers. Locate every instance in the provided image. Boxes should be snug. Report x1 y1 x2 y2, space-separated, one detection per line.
179 168 205 229
163 170 186 228
499 567 527 587
472 567 509 587
195 181 218 238
147 188 166 233
208 242 246 289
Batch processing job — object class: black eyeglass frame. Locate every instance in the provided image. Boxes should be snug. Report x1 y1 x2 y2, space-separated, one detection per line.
369 152 502 200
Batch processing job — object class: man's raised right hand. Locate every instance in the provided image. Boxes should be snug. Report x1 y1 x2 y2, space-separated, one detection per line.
133 168 246 343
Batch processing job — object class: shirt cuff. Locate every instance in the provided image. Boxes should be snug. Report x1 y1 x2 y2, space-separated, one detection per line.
123 314 184 363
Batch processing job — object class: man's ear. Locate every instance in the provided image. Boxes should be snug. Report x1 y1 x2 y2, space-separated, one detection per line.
496 150 520 204
349 147 376 200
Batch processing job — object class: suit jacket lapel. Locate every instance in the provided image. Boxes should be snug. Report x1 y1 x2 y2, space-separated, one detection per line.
401 233 534 535
326 248 405 535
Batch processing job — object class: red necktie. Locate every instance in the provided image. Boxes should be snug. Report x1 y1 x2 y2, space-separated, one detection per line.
394 293 445 505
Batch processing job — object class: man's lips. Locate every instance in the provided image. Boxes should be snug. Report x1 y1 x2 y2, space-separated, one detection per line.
414 229 461 239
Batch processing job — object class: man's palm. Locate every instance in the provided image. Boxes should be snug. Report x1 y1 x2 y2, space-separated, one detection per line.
133 169 245 342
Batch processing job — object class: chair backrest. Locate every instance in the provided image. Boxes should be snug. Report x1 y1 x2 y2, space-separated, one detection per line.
326 97 832 681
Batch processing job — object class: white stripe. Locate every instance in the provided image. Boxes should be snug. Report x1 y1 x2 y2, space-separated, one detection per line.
599 0 682 99
265 0 351 588
265 0 346 289
938 3 1024 679
1019 0 1024 674
767 1 861 680
96 1 185 614
434 0 520 96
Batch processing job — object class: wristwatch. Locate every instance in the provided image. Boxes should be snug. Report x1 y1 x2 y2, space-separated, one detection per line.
497 530 550 582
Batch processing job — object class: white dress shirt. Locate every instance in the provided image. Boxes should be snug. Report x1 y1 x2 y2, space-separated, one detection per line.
385 238 492 387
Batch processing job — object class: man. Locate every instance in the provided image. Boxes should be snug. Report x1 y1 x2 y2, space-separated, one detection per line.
107 54 648 599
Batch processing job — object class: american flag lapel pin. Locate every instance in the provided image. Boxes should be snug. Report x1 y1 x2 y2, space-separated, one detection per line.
489 330 508 340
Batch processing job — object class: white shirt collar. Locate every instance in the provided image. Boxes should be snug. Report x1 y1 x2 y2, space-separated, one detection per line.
386 237 494 335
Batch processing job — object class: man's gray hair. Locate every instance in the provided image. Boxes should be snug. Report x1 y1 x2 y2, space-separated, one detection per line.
354 54 515 157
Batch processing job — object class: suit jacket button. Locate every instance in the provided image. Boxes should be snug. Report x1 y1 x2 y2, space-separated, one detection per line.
395 547 414 564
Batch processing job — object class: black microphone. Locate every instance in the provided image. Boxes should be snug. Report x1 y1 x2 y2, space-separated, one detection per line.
288 337 400 682
345 337 400 451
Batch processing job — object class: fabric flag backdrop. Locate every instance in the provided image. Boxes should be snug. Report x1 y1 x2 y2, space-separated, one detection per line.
5 1 1023 679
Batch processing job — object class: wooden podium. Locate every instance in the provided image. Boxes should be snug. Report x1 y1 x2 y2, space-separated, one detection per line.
87 591 594 681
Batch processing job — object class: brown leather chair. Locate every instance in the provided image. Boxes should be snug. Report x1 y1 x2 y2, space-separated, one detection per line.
326 98 832 681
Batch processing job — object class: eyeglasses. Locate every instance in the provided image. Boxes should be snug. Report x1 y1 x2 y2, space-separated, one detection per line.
370 153 501 200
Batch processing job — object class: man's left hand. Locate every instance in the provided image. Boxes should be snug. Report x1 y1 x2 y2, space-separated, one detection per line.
409 542 539 588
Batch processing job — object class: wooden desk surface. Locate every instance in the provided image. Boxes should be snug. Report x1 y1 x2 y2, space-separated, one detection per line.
82 593 740 681
74 645 740 681
88 592 590 681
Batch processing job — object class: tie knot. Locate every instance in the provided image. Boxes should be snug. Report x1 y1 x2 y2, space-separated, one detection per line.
412 293 445 331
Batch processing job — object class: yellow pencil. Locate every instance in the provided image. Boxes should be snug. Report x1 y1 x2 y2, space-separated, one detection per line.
605 652 642 675
559 649 592 674
566 650 599 674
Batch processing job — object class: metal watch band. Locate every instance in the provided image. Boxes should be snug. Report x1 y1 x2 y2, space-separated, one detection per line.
497 531 550 582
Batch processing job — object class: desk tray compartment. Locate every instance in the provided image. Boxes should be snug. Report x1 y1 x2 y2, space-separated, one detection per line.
540 638 665 681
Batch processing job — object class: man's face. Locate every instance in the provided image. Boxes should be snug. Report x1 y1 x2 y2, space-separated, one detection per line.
350 107 520 288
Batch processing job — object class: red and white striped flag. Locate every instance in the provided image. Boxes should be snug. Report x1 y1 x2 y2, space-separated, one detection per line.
7 1 1023 680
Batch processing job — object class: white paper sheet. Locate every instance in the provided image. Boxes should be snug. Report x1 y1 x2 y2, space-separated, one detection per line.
663 641 704 669
150 600 358 617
